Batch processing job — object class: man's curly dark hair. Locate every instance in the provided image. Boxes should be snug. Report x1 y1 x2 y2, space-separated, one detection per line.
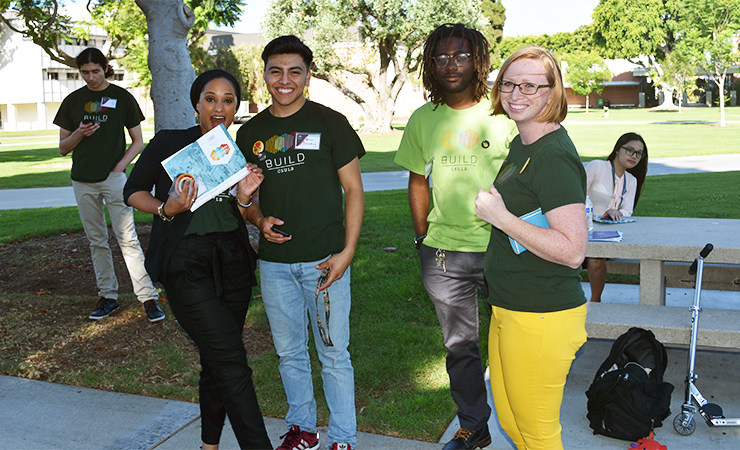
421 23 491 107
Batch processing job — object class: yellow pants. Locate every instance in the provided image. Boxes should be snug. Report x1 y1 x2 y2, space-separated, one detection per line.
488 303 587 450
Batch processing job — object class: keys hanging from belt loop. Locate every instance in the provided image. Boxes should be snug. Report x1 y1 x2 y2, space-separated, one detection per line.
435 248 447 273
315 267 333 346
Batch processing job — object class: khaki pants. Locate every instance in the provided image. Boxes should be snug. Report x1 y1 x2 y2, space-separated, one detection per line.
73 171 158 303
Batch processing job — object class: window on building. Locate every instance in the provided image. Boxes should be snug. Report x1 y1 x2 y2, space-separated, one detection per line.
70 37 89 46
47 72 59 80
113 73 124 81
67 73 80 80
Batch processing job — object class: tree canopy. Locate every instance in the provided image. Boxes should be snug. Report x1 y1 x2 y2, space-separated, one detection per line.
0 0 244 74
679 0 740 125
592 0 682 107
563 51 612 113
262 0 490 133
499 25 596 62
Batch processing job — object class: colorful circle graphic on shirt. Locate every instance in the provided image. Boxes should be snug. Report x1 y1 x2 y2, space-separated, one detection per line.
496 162 517 186
442 129 479 151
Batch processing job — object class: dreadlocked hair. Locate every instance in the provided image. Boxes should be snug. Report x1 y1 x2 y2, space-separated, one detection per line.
421 23 491 107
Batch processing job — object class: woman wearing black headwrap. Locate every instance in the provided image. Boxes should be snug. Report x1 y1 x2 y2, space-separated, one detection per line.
124 70 272 450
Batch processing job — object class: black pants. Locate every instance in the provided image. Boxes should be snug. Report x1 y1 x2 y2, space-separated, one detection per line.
162 231 271 449
420 245 491 432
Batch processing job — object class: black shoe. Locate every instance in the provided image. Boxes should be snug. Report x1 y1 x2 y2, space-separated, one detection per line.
89 297 119 320
144 299 165 323
442 427 492 450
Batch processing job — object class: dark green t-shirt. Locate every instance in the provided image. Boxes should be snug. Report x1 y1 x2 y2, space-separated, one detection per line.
484 126 587 313
184 191 241 235
53 83 144 183
235 101 365 263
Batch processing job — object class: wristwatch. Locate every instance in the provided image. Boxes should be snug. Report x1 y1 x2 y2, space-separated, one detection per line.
414 233 427 250
158 202 174 222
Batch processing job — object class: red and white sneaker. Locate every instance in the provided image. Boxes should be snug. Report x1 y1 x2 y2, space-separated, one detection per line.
275 424 319 450
331 444 352 450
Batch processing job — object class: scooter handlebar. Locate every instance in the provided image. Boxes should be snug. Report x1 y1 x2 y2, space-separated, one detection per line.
689 243 714 275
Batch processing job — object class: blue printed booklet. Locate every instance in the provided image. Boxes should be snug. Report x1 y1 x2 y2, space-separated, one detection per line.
594 217 636 224
509 208 549 255
161 123 248 212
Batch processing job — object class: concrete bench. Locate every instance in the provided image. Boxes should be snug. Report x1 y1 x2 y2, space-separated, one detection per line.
605 259 740 291
586 302 740 349
585 217 740 349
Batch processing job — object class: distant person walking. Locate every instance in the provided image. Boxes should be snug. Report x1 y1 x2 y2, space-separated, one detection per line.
585 132 648 301
394 23 517 450
53 48 164 322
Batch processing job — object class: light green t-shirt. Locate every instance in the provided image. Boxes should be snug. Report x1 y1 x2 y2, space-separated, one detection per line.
394 100 518 252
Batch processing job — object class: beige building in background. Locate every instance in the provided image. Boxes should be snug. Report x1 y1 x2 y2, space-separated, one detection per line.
0 17 151 132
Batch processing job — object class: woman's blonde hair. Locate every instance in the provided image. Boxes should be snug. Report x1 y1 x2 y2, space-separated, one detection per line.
491 46 568 124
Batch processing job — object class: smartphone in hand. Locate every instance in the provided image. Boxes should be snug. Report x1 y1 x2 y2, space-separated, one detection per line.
271 225 290 237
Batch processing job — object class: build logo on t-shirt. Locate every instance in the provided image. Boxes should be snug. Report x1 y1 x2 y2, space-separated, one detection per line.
83 97 117 124
85 97 117 114
439 128 479 172
252 131 321 174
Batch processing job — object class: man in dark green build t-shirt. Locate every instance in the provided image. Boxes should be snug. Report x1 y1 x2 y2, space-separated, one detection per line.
53 48 164 323
237 36 365 450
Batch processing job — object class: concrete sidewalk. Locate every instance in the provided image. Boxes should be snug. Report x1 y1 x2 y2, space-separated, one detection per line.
4 324 740 450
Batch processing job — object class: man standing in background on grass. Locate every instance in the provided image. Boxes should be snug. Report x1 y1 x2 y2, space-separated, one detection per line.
394 23 518 450
236 35 365 450
54 47 164 323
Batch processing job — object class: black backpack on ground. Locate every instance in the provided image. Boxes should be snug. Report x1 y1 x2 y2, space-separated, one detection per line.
585 327 675 441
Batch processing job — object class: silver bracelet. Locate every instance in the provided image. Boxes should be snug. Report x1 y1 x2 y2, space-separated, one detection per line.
236 195 253 208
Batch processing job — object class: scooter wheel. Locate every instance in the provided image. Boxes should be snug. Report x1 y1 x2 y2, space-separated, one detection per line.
674 413 696 436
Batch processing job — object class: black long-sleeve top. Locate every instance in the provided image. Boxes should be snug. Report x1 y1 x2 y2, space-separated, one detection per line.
123 126 257 283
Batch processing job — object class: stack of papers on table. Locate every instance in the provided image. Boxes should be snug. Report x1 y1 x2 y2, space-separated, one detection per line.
589 231 623 242
594 217 636 224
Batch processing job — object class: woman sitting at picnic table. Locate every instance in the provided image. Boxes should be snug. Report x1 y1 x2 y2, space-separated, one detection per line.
585 132 648 302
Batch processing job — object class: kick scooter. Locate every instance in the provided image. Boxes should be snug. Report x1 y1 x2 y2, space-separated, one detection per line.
673 243 740 435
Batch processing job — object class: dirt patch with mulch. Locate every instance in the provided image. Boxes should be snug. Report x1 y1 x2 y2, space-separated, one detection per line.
0 224 274 391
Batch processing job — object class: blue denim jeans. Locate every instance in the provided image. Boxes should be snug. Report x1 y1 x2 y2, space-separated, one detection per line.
259 258 356 448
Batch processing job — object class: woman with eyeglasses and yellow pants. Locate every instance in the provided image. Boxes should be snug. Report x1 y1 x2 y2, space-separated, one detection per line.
475 46 588 450
585 132 649 302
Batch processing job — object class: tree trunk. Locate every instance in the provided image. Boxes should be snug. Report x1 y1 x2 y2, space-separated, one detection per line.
585 95 590 113
135 0 196 132
718 74 726 128
657 86 676 108
311 71 377 129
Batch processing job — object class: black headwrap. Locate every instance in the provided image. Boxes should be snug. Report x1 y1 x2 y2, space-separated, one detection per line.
189 69 242 112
